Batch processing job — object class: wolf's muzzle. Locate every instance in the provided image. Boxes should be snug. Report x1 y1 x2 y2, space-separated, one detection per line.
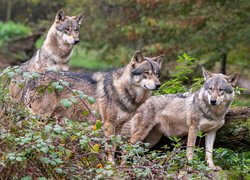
210 100 217 105
155 84 161 90
73 39 80 44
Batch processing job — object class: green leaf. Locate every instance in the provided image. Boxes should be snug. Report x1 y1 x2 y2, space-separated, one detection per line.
55 168 63 174
40 146 49 153
95 120 102 130
60 98 72 108
55 158 63 164
15 157 22 162
197 131 204 138
52 82 64 92
55 85 64 92
60 80 69 86
53 125 63 134
50 160 57 166
21 176 32 180
82 110 89 116
47 86 54 93
87 96 96 104
38 177 47 180
7 71 15 77
70 97 78 104
40 157 50 164
45 125 52 132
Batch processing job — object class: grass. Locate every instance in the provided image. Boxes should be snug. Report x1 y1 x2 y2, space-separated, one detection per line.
233 95 250 107
69 47 111 70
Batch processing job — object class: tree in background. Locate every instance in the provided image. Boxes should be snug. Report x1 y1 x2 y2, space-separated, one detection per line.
63 0 250 75
0 0 250 76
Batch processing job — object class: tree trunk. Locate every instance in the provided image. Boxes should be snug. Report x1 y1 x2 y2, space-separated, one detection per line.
121 107 250 151
5 0 12 22
220 51 227 74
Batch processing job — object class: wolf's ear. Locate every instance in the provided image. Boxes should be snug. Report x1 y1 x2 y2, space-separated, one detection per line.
56 9 65 22
227 73 239 86
74 13 84 25
202 67 213 80
153 54 165 67
132 51 145 63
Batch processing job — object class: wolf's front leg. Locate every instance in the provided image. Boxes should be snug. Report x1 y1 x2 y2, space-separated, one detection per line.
186 125 198 161
205 130 222 171
104 121 116 165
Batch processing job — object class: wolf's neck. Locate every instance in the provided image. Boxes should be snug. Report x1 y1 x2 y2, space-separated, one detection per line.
114 66 151 105
41 26 73 63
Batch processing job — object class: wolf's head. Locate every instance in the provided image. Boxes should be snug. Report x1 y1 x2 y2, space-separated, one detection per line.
202 67 239 106
53 9 84 45
130 51 165 90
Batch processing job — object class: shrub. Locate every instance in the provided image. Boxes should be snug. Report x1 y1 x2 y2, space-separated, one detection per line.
0 54 249 179
0 21 31 46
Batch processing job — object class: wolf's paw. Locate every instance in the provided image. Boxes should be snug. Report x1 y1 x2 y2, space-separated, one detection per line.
209 165 222 171
107 154 116 165
185 165 194 173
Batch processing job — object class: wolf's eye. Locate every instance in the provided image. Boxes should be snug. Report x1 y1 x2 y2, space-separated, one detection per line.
209 87 213 91
144 71 149 75
219 88 225 95
75 28 79 32
219 88 224 92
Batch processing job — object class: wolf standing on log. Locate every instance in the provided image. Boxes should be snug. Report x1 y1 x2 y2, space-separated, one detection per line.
10 10 83 101
20 9 83 72
130 67 238 170
23 51 164 163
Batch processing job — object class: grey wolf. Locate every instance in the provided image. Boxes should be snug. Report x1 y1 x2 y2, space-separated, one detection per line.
21 9 83 72
24 51 164 135
130 67 238 170
10 9 83 101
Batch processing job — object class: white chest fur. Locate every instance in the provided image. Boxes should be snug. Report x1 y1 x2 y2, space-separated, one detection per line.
199 118 225 132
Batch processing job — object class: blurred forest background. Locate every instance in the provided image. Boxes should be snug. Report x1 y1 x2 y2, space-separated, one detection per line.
0 1 249 178
0 0 249 104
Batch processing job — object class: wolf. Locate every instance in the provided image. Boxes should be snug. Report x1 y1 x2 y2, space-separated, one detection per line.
24 51 164 136
21 9 83 72
130 67 238 170
10 9 84 101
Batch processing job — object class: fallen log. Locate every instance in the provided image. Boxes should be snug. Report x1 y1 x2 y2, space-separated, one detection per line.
216 106 250 151
121 106 250 151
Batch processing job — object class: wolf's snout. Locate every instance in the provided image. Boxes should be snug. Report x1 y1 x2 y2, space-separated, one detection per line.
210 99 217 105
74 39 80 44
155 84 161 90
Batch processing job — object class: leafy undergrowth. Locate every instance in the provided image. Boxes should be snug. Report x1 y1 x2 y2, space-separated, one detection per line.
0 55 249 179
0 99 249 179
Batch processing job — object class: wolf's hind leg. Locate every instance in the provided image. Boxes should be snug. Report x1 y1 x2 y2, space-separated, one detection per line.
144 125 163 148
130 113 156 144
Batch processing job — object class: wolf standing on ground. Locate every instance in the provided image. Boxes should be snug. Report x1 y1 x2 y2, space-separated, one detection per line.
130 67 238 170
10 9 83 101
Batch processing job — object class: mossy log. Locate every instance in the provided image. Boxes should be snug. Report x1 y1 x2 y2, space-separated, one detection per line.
121 106 250 151
215 107 250 151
